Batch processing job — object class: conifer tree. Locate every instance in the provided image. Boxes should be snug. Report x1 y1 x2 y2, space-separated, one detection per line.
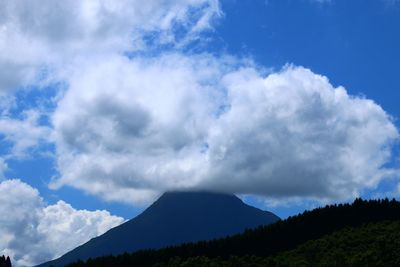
0 255 12 267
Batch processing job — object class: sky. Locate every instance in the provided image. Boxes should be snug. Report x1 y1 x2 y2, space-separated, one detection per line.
0 0 399 266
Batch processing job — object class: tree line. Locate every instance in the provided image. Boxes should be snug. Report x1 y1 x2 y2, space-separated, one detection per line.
0 256 11 267
147 221 400 267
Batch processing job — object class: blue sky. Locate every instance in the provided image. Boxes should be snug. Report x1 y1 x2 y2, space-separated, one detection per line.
0 0 400 265
214 0 400 111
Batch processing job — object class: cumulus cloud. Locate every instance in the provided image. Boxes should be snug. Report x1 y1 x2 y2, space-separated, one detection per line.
37 201 124 264
50 53 399 204
51 53 231 204
0 0 399 207
0 0 221 93
204 66 398 199
0 179 124 267
0 0 221 201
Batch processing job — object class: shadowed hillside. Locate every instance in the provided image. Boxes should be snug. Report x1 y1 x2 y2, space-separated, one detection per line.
151 221 400 267
38 191 279 267
65 198 400 267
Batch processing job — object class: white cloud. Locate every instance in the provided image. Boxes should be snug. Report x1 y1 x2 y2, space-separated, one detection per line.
0 0 222 167
0 110 52 158
37 201 124 264
0 179 124 267
0 0 221 93
51 53 233 204
203 65 398 199
50 54 399 204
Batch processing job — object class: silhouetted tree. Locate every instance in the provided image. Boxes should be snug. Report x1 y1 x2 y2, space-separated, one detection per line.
0 255 11 267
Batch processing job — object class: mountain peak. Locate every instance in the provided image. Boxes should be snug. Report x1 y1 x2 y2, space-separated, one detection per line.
160 190 236 198
38 191 279 267
153 190 243 208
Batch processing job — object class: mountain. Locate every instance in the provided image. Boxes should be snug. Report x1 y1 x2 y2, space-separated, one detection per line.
37 191 279 267
63 198 400 267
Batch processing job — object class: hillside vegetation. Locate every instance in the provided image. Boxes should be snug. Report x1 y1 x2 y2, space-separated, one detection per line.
154 221 400 267
66 198 400 267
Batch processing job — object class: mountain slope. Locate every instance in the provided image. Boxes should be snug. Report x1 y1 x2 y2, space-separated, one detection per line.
37 191 279 267
62 198 400 267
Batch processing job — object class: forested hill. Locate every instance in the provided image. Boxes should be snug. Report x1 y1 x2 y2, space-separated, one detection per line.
66 198 400 267
0 256 11 267
153 221 400 267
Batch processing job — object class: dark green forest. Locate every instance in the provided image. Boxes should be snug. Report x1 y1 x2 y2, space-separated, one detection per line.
0 255 11 267
66 198 400 267
152 221 400 267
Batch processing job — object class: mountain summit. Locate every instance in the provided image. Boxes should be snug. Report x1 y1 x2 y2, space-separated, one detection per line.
37 191 279 267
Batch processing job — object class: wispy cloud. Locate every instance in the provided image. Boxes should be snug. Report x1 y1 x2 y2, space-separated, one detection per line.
0 158 7 180
0 110 51 159
0 0 221 94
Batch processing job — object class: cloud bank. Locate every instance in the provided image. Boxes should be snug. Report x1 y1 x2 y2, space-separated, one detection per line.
51 54 399 204
0 179 124 267
0 0 398 206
